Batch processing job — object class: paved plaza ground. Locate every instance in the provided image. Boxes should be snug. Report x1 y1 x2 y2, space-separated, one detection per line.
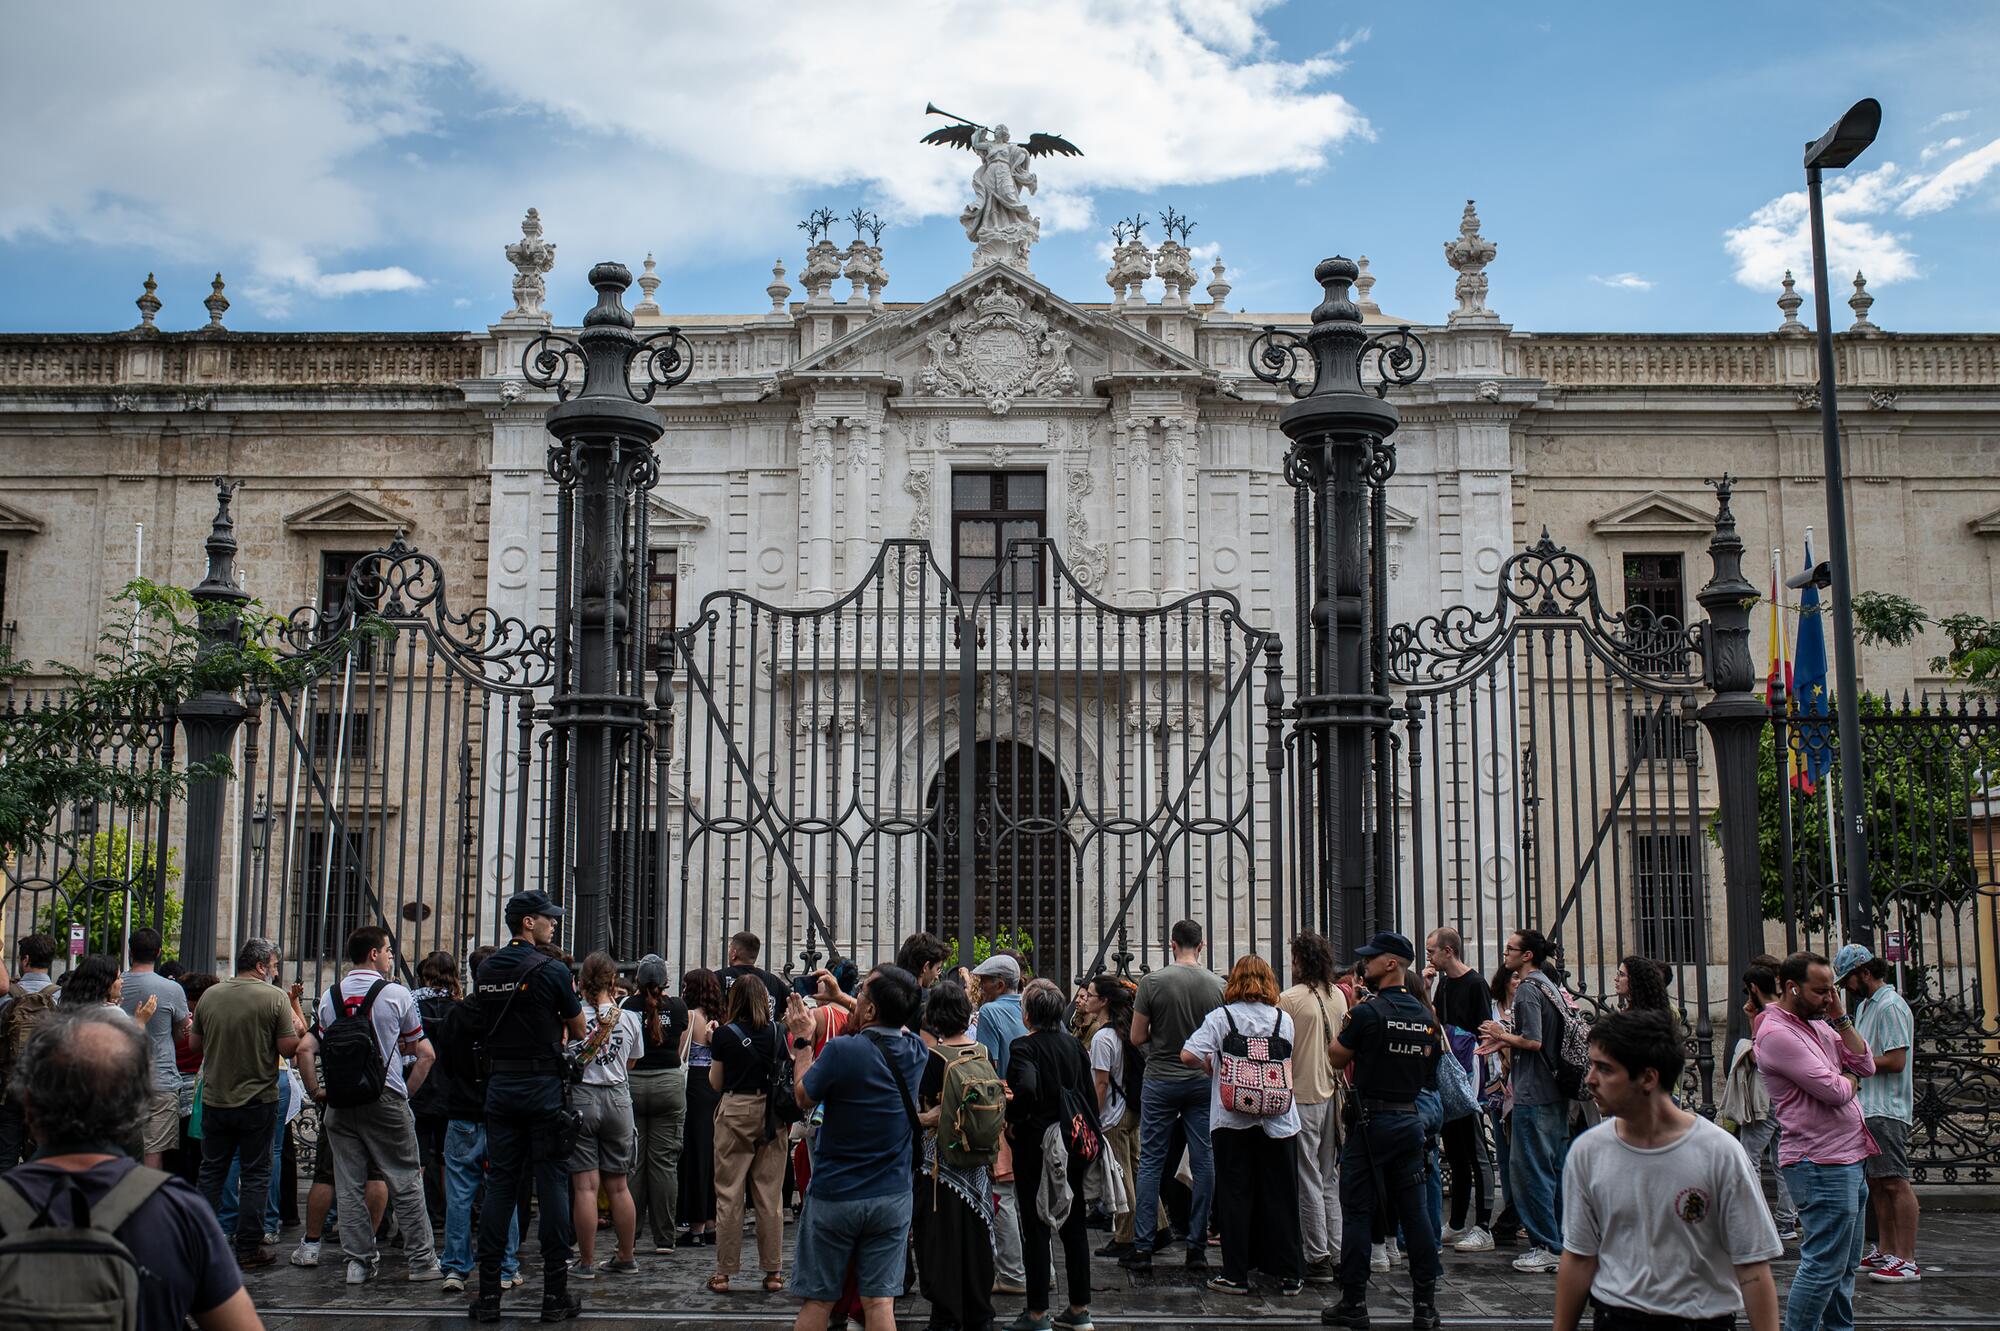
249 1188 1994 1330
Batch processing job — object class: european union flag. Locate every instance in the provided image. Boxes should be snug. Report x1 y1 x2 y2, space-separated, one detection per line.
1791 540 1833 792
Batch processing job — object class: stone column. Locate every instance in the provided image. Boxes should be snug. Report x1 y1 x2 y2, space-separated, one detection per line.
804 415 837 601
1124 417 1155 605
843 418 873 582
1161 418 1191 598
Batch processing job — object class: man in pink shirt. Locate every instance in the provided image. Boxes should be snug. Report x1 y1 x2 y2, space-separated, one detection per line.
1752 952 1876 1331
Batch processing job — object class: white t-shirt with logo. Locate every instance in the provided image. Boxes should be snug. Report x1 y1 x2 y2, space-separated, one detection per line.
572 1001 643 1087
1563 1113 1783 1319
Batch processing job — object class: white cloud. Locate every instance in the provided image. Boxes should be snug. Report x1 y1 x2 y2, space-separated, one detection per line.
0 1 1371 322
1919 136 1965 163
1589 272 1653 291
1723 162 1921 291
1923 109 1971 130
1898 136 2000 216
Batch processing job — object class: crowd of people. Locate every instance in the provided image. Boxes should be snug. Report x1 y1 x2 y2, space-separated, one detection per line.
0 904 1921 1331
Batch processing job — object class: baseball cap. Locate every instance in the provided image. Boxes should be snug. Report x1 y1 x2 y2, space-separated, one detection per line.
970 954 1020 982
505 889 565 921
1352 931 1416 963
1831 943 1874 980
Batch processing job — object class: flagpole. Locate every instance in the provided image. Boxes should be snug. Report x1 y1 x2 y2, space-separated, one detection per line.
1803 526 1844 943
1772 546 1802 950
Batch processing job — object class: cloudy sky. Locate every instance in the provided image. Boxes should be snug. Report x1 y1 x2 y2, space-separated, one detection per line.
3 1 1996 333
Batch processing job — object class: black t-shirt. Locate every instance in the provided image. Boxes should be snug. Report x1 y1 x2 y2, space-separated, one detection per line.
717 965 787 1020
919 1045 950 1109
623 994 691 1070
474 942 581 1063
1338 986 1440 1103
711 1020 779 1094
2 1156 242 1331
1436 970 1493 1033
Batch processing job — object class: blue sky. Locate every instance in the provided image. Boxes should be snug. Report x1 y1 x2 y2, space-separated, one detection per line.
4 1 1996 335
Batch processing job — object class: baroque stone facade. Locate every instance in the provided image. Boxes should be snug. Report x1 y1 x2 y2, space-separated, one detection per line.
2 201 1997 972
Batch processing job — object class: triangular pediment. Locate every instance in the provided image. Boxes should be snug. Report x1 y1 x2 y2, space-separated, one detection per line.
1971 505 2000 537
0 498 44 534
648 494 709 532
284 490 413 536
784 263 1211 387
1384 501 1417 532
1589 491 1713 536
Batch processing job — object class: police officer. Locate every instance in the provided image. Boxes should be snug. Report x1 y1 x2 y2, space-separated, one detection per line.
1322 931 1443 1331
470 891 587 1324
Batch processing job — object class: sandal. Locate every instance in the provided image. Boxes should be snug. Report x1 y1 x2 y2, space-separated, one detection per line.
706 1273 732 1294
763 1272 785 1293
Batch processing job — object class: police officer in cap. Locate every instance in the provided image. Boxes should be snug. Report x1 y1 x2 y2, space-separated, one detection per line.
1322 931 1443 1331
470 890 587 1323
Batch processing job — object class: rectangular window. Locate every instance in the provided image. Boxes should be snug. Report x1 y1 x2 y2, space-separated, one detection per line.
1627 706 1701 765
1633 833 1700 965
318 551 379 668
1622 552 1688 670
951 471 1046 599
310 709 373 771
293 827 371 961
647 548 678 669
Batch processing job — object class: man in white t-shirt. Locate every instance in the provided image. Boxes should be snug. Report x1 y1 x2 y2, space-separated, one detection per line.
1557 1009 1781 1331
299 925 440 1286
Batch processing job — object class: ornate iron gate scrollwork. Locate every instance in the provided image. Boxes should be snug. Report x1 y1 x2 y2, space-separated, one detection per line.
1387 530 1718 1104
669 537 1284 985
238 533 555 996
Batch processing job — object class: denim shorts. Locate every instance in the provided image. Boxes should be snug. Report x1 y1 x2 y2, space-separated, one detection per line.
788 1189 913 1300
1864 1116 1909 1179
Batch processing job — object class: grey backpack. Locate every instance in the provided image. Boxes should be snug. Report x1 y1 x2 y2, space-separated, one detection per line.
0 1164 169 1331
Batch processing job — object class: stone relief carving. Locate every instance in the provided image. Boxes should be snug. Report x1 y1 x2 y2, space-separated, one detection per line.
1065 467 1111 591
918 282 1078 414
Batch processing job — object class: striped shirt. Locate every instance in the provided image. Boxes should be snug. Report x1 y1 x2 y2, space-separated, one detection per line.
1852 985 1913 1123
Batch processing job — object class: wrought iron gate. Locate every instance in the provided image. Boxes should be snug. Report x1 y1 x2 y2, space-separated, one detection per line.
1387 531 1718 1098
669 537 1284 985
237 534 554 995
1772 691 2000 1180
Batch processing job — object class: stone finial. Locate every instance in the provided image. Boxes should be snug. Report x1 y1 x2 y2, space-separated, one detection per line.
1205 257 1232 307
503 207 557 322
634 252 661 315
1848 270 1879 335
1777 269 1806 334
203 274 229 329
1443 199 1498 324
1153 238 1196 303
766 259 792 316
1354 255 1381 316
134 273 161 329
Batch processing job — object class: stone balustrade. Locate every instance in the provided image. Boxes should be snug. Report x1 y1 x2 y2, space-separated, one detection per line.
1508 333 2000 389
0 332 483 389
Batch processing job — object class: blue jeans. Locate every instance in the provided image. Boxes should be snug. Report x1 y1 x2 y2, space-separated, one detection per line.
1134 1076 1213 1252
1509 1101 1567 1252
1782 1161 1867 1331
219 1073 291 1238
443 1119 520 1279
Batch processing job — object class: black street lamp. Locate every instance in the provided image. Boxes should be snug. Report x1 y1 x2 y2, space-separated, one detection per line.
1253 258 1424 957
1802 97 1881 945
248 794 271 856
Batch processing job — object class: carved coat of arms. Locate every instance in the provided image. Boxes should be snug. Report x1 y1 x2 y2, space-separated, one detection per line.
918 283 1077 414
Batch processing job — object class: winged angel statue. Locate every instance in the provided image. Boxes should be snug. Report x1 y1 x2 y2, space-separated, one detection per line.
921 104 1082 271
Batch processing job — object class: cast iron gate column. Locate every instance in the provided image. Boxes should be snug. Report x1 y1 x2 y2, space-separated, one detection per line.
526 263 693 957
178 480 249 973
1254 258 1423 957
1696 475 1767 1053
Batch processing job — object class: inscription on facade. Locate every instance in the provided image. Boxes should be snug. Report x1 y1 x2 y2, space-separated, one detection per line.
950 418 1047 446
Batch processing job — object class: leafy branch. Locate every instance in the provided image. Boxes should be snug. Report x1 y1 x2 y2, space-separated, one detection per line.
1851 590 2000 693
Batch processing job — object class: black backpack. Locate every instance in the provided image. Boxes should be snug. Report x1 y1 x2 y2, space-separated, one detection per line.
319 979 389 1109
1118 1034 1145 1119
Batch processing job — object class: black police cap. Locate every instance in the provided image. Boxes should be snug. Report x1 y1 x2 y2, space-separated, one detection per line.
1352 930 1416 962
504 889 565 921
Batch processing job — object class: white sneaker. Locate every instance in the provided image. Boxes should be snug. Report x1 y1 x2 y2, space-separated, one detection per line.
262 1230 282 1247
1868 1257 1922 1283
1441 1223 1467 1244
1386 1239 1403 1267
1370 1243 1390 1272
1454 1226 1495 1253
406 1261 445 1283
501 1272 526 1290
1512 1246 1562 1274
345 1258 378 1286
289 1240 321 1268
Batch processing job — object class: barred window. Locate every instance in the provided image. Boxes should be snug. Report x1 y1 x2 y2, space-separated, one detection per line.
1633 833 1700 965
952 472 1046 600
293 828 371 961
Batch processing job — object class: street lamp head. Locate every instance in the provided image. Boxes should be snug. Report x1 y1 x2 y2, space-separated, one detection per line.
1804 98 1881 170
249 794 271 855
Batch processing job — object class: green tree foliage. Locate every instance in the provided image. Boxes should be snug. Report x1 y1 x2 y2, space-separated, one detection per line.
942 926 1037 976
1731 693 2000 927
1851 590 2000 695
0 578 382 859
33 828 183 959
